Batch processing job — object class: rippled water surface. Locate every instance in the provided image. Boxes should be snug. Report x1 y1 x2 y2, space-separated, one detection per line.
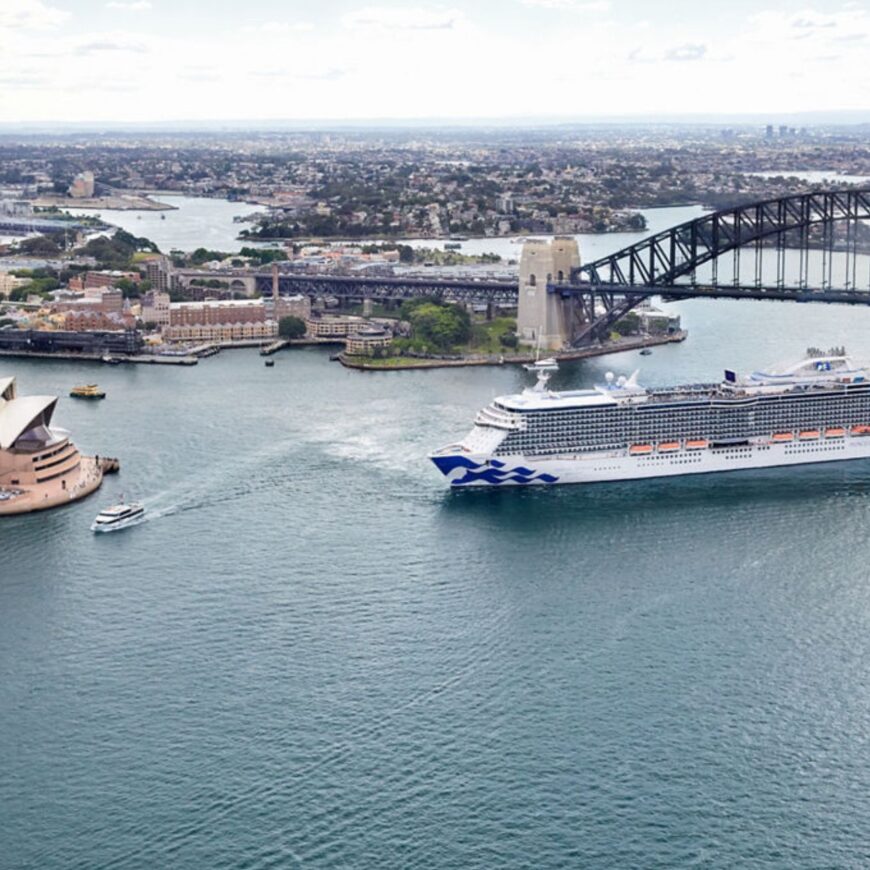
4 300 870 868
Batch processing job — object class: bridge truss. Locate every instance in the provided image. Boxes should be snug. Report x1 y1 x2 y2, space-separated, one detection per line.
561 188 870 345
256 273 518 307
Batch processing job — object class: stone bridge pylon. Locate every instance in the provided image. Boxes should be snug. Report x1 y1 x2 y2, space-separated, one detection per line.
516 236 581 350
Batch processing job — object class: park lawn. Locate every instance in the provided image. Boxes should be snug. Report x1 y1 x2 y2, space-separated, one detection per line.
466 316 517 354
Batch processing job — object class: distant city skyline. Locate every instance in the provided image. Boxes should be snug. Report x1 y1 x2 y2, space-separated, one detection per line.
1 0 869 124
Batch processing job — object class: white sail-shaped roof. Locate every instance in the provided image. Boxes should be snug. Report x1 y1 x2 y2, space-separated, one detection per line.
0 395 57 448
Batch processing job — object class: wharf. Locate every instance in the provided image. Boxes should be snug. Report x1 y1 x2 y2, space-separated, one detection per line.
260 339 290 356
0 349 198 365
338 331 687 371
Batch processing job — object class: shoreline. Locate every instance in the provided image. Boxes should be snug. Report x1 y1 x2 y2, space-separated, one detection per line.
337 332 687 371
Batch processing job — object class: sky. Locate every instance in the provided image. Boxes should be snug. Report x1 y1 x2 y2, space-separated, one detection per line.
0 0 869 124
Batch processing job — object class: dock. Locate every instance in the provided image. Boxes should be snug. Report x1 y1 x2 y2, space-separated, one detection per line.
0 349 197 365
260 339 290 356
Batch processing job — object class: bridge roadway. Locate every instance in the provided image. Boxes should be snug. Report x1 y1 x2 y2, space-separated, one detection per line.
258 271 870 308
256 272 520 306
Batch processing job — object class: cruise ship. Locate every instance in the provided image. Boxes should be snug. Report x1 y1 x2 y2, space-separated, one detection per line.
430 352 870 486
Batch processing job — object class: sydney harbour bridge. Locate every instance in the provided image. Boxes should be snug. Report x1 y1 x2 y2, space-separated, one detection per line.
254 189 870 349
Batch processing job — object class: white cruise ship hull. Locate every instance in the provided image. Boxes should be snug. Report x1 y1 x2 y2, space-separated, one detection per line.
432 435 870 487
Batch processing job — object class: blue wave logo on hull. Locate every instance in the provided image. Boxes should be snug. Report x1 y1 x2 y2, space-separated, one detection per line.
431 455 559 486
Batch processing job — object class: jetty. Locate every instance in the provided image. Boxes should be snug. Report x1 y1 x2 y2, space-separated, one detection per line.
260 339 290 356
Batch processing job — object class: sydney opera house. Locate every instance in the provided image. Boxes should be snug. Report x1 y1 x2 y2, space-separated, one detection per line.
0 376 103 515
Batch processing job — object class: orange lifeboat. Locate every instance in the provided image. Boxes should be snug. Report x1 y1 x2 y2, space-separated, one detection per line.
772 433 794 443
685 439 708 450
658 442 680 453
852 425 870 436
629 444 653 455
799 430 820 441
825 427 845 438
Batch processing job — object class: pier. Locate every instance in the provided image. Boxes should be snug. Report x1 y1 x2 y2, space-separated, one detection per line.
259 339 290 356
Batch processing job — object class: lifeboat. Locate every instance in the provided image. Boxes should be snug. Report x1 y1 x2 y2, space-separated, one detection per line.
771 433 794 443
851 425 870 436
799 430 820 441
658 442 680 453
629 444 653 456
685 439 708 450
825 427 845 438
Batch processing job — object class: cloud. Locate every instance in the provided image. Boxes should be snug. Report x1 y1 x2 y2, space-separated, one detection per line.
518 0 609 9
250 66 350 82
665 42 707 61
342 6 463 31
0 0 68 29
629 43 708 63
0 72 51 87
295 68 349 81
74 40 148 55
105 1 152 9
792 16 836 29
241 21 314 34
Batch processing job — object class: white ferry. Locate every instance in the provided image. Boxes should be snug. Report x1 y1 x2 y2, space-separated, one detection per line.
430 352 870 486
91 501 145 532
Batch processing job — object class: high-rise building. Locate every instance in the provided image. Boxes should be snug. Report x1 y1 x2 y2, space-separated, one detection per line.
144 256 171 293
68 171 95 199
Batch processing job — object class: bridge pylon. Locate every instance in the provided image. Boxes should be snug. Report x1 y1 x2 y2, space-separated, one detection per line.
517 237 581 350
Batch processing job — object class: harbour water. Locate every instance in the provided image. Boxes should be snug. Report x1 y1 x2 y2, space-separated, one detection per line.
65 194 705 260
4 294 870 866
66 194 263 253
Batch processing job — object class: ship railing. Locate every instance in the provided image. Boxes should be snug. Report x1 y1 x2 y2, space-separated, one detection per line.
474 407 522 430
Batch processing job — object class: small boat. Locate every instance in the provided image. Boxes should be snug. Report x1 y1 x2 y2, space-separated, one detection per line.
851 424 870 436
70 384 106 399
91 501 145 533
523 357 559 373
629 444 653 455
639 348 653 356
825 427 845 438
772 432 794 442
658 442 680 453
798 430 820 441
685 439 709 450
265 359 275 367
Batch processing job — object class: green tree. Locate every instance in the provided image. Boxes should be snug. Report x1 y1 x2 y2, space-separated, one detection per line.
278 316 306 339
407 301 471 350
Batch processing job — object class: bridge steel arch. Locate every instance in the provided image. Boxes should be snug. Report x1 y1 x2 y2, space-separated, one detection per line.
561 188 870 345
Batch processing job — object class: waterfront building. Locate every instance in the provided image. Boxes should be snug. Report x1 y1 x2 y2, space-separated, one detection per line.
141 290 171 327
0 328 143 356
169 299 266 327
345 326 392 356
305 314 370 338
0 375 103 515
163 320 277 343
